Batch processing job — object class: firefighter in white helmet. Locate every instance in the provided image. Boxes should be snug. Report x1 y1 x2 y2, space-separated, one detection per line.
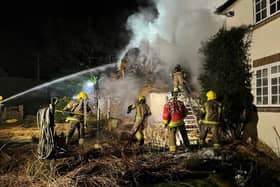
63 91 91 145
163 91 190 152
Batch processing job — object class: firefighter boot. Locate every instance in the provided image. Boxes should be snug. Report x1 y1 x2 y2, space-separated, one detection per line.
139 138 144 146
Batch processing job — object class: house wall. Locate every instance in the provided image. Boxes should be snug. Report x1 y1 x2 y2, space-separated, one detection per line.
250 10 280 156
258 113 280 155
146 93 167 127
224 0 254 28
222 0 280 155
251 18 280 60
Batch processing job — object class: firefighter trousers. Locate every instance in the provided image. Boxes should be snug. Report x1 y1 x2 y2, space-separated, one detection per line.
169 125 190 152
67 120 85 141
133 118 147 146
173 72 184 92
199 124 220 145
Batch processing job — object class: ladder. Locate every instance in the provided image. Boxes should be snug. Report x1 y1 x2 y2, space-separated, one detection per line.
177 92 200 145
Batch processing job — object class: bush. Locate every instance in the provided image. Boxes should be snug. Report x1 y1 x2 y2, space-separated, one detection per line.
199 26 252 139
54 97 71 123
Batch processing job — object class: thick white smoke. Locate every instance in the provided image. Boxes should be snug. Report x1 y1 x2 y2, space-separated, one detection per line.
121 0 224 88
99 0 225 118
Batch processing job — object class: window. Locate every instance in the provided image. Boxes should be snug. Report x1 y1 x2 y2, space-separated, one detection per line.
255 0 280 23
256 68 268 104
270 0 280 14
255 0 267 22
255 62 280 106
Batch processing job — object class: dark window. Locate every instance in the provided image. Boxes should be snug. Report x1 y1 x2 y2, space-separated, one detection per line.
256 2 261 11
272 66 278 73
256 70 262 78
263 96 268 104
271 3 276 14
262 9 267 18
272 96 278 104
263 87 268 94
272 77 278 85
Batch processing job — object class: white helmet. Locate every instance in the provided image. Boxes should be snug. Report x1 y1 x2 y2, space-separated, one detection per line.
167 92 174 100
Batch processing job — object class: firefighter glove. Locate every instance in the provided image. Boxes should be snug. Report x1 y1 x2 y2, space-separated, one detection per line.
127 105 133 114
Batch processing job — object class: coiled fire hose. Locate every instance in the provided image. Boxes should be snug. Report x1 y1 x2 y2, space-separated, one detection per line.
37 106 55 159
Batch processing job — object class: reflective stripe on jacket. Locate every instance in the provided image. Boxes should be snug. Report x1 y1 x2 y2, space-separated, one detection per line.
162 99 187 127
64 99 89 121
200 100 222 125
131 102 151 122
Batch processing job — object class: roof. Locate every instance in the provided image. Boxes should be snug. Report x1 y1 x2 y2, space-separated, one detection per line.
215 0 237 14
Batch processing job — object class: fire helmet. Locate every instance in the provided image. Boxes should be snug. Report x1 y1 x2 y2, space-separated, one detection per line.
138 96 145 102
206 90 216 101
174 64 182 72
167 92 175 100
77 91 88 100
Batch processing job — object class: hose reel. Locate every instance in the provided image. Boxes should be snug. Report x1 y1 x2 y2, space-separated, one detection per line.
37 97 58 159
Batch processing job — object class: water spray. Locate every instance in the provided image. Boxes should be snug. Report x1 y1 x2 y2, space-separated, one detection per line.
1 63 115 104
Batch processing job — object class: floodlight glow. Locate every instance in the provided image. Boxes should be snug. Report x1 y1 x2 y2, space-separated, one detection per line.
81 80 95 96
86 81 94 87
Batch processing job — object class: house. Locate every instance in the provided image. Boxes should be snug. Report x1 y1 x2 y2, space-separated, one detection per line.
216 0 280 154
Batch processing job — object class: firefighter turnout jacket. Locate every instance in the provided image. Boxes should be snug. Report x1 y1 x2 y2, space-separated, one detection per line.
63 99 87 122
200 100 222 125
163 99 187 127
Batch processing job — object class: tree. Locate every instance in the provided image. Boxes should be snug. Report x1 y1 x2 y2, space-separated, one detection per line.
199 26 252 139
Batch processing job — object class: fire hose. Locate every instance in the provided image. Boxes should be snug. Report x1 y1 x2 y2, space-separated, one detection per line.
37 107 55 159
55 109 84 116
37 97 58 160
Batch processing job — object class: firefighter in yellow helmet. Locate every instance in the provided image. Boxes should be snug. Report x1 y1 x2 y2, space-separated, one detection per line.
127 96 152 146
199 90 223 149
63 91 91 145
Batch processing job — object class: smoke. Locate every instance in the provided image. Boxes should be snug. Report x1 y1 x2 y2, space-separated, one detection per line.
120 0 224 89
98 0 224 117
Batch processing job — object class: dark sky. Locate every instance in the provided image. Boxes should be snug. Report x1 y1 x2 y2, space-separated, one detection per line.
0 0 154 79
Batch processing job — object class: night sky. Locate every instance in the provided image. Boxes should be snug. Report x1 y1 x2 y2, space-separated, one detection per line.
0 0 154 80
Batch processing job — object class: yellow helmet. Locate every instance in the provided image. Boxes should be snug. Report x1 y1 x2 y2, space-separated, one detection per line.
138 96 145 102
77 91 88 100
206 90 216 101
0 96 2 101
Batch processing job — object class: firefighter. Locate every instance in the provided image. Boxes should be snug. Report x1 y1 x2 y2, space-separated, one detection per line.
242 93 258 146
63 91 90 145
119 57 128 78
163 91 190 153
172 64 186 94
127 96 151 146
199 90 223 149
